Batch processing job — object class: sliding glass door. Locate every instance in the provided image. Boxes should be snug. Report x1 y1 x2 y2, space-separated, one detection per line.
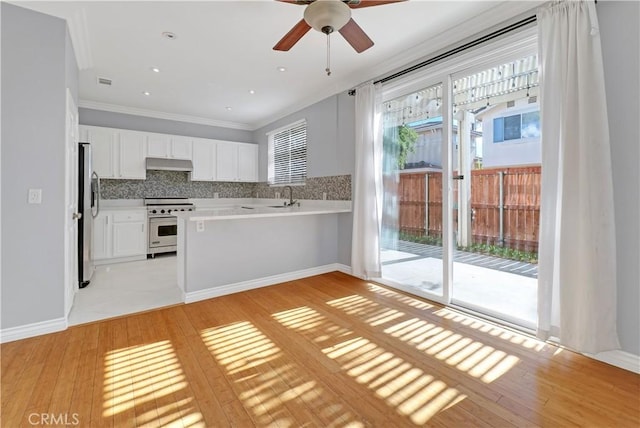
449 55 540 328
379 82 448 302
377 30 540 330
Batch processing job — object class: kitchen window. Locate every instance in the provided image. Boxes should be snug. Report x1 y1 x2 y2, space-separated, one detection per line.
267 119 307 185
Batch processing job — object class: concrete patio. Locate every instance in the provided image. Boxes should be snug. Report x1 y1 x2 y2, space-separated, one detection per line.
381 241 538 327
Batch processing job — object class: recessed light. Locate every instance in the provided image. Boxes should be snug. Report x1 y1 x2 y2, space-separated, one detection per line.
225 106 232 111
151 67 160 73
277 66 287 72
142 91 151 96
162 31 177 40
249 89 256 95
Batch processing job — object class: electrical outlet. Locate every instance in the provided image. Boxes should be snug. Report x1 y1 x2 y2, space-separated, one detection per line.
28 189 42 204
196 221 205 232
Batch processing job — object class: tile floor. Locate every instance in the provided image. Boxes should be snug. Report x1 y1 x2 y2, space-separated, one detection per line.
67 254 183 326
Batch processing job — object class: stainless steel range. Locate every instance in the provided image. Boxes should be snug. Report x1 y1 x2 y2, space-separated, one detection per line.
145 198 194 256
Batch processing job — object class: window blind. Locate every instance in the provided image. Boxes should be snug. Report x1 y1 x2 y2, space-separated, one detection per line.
268 120 307 185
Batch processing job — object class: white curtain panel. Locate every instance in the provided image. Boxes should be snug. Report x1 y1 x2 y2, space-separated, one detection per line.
537 0 620 354
351 81 383 279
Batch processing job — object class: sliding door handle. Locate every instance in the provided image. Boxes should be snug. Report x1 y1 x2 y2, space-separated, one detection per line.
453 175 464 180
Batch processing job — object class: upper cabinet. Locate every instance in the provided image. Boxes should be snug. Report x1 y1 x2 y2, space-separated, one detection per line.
215 141 238 182
170 136 193 159
238 143 258 182
147 133 193 160
191 138 217 181
82 125 257 182
83 125 145 179
86 126 117 178
118 131 146 179
216 141 258 182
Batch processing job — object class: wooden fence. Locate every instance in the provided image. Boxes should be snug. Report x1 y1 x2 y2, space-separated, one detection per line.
389 166 541 253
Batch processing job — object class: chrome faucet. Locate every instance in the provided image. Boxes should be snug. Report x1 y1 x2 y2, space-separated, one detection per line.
283 186 297 207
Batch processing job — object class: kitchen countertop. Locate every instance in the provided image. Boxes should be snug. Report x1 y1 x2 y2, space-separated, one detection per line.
99 198 351 218
174 200 351 221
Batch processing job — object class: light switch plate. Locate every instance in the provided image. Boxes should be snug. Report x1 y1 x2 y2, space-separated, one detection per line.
28 189 42 204
196 220 205 232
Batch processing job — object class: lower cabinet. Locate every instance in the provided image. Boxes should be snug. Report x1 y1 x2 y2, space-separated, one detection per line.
93 210 147 262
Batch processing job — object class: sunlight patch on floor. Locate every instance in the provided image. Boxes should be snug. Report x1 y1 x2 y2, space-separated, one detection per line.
273 305 467 425
327 294 520 384
200 320 363 426
103 340 204 427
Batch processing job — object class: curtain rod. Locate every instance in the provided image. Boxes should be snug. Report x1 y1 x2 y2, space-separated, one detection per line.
348 14 537 96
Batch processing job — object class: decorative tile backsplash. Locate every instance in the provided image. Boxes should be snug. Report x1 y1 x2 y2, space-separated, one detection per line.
254 175 352 200
100 171 351 200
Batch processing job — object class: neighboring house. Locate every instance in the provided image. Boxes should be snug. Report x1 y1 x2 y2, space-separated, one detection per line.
476 98 541 168
401 97 540 172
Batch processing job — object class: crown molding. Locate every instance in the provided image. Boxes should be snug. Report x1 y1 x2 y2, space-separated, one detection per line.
66 7 93 70
78 100 255 131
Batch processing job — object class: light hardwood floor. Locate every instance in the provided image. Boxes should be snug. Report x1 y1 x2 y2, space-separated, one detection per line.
2 272 639 427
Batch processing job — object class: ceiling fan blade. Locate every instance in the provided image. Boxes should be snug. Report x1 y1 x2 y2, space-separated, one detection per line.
273 19 312 51
348 0 407 8
276 0 312 4
339 18 374 53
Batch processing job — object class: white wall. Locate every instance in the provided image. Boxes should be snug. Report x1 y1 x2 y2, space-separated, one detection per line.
1 3 76 329
253 93 355 267
599 0 640 355
180 214 340 293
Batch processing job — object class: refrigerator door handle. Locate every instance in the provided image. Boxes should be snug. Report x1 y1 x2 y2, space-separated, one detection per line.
92 171 101 218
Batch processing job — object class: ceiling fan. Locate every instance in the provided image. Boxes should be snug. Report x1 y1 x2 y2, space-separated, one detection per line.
274 0 406 74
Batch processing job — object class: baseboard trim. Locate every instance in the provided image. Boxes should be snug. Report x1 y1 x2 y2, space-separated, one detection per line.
184 264 343 304
0 317 68 344
590 350 640 374
335 264 353 276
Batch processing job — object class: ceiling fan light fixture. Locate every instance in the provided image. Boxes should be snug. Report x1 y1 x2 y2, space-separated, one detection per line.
304 0 351 33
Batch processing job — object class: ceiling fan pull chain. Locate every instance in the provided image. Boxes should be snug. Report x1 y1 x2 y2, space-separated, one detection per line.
326 32 331 76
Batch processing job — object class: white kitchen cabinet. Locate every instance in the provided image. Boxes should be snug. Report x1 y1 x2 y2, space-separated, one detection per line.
112 211 147 258
170 136 193 159
215 141 238 181
191 138 217 181
118 130 146 179
84 126 117 178
238 144 258 182
216 141 258 182
92 209 147 263
92 211 111 261
147 133 193 160
146 134 170 158
83 125 146 180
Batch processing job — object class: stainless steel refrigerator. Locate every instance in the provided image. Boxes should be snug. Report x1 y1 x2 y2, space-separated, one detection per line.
78 142 100 288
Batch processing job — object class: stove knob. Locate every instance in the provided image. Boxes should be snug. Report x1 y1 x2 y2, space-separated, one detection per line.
161 209 165 214
152 209 157 214
169 209 173 214
181 208 185 211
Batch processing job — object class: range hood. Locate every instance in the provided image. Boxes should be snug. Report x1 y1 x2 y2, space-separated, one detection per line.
145 157 193 172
